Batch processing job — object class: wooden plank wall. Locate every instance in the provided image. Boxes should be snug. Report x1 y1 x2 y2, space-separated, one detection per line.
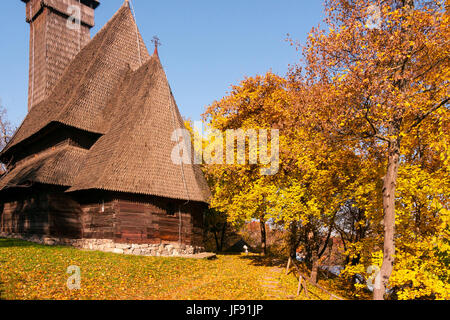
0 191 84 238
80 201 115 240
47 193 82 238
190 202 205 247
115 200 192 245
76 192 206 246
1 188 207 246
0 193 49 235
115 201 152 243
114 197 206 246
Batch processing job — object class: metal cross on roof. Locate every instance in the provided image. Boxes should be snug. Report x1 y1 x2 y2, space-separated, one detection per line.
151 36 161 50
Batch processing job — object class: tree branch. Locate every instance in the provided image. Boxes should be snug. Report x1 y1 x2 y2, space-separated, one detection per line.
409 97 449 132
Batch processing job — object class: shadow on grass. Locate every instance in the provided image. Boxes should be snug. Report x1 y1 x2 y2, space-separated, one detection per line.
215 252 243 256
238 254 287 268
0 238 38 248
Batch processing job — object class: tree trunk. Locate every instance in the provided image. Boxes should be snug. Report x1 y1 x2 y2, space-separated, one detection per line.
213 231 220 253
288 222 299 259
286 256 292 275
310 250 319 284
374 137 400 300
260 219 267 256
219 221 227 252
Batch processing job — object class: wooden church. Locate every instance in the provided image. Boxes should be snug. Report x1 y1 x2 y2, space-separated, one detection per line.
0 0 211 254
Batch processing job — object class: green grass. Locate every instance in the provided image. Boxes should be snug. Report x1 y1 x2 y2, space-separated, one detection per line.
0 238 341 300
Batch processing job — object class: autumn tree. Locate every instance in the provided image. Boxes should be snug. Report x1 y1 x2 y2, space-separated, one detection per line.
335 201 371 266
203 208 229 252
202 73 291 255
203 73 367 283
292 0 449 299
265 116 364 283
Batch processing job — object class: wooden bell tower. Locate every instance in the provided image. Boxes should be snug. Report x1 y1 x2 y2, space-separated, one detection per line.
21 0 100 111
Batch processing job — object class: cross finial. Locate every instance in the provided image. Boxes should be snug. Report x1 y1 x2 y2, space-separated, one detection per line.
151 35 161 56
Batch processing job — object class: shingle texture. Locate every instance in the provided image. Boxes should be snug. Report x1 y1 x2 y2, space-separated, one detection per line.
0 3 211 203
24 0 97 110
0 143 88 190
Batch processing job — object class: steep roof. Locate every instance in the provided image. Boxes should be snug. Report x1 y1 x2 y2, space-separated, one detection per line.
2 4 150 156
0 3 211 203
0 143 88 190
68 55 211 202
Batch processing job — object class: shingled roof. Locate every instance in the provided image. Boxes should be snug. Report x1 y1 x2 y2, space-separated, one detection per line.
0 143 88 190
2 3 150 156
0 3 211 203
68 55 211 202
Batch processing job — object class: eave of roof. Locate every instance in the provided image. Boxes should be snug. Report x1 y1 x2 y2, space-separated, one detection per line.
0 143 89 191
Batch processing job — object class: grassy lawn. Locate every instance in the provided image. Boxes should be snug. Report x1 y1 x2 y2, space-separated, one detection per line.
0 238 342 300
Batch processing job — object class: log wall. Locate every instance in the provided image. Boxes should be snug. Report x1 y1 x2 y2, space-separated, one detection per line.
0 193 49 235
0 188 82 238
0 188 206 247
114 198 204 246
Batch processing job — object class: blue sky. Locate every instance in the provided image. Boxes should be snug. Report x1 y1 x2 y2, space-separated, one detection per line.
0 0 325 127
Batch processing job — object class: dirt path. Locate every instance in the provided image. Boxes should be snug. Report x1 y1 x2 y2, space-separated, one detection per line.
260 267 295 300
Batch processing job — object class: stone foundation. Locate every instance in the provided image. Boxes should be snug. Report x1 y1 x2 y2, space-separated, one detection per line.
0 233 205 257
